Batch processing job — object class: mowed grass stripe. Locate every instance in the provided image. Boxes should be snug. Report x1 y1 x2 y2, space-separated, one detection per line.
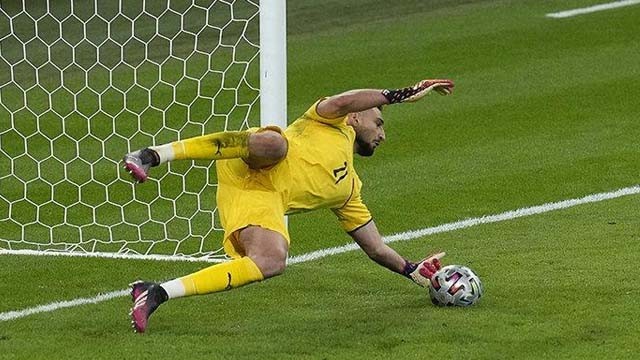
0 1 638 358
2 184 638 322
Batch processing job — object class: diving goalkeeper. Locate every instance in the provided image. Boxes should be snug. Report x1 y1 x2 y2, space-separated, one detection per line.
124 78 454 333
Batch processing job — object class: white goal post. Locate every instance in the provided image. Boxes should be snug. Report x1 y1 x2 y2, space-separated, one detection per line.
0 0 287 262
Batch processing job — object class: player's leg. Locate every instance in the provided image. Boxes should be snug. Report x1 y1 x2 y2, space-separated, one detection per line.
161 226 288 296
244 129 289 170
129 226 288 333
233 225 289 278
123 127 287 182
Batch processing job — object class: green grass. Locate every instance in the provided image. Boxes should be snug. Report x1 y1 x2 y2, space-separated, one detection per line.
2 196 639 359
1 0 640 358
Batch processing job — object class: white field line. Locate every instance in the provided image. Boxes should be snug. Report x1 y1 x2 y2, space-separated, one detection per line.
0 290 129 322
0 249 228 263
1 185 639 322
546 0 640 18
290 185 640 263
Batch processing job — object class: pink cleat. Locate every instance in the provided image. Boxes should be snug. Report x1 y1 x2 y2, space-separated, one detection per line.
129 281 168 333
122 148 158 183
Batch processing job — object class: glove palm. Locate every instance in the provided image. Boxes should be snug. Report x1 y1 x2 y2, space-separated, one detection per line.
407 252 446 287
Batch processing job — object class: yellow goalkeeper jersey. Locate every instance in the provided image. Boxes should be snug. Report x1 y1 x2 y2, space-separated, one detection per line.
216 99 372 247
282 100 371 231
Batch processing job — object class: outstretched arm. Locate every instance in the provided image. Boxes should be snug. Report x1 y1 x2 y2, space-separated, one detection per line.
349 220 444 287
349 220 407 273
317 90 389 119
316 79 454 119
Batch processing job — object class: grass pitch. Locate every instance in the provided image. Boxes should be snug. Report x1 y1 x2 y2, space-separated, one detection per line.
2 0 640 359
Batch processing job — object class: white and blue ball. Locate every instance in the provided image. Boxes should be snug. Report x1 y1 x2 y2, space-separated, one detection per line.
429 265 483 307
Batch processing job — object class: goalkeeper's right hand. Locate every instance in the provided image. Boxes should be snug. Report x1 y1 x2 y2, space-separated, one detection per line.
382 79 454 104
403 252 446 287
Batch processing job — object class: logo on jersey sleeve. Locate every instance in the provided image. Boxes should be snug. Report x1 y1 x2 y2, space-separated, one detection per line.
333 161 348 184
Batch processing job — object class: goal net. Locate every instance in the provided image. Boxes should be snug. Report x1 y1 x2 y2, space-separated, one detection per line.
0 0 278 261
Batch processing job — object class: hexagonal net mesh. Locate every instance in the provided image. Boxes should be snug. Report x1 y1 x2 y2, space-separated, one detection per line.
0 0 260 261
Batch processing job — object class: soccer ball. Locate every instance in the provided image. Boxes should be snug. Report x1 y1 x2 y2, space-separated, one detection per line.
429 265 483 307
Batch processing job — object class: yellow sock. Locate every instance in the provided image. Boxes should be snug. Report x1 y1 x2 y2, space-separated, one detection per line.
150 131 250 163
179 257 264 296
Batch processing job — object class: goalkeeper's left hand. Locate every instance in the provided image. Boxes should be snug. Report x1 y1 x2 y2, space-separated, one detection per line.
382 79 454 104
403 252 446 287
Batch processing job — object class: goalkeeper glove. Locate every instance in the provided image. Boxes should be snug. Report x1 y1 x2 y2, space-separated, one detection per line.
402 252 446 287
382 79 454 104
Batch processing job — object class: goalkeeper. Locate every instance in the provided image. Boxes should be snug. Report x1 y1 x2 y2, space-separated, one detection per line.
124 78 454 333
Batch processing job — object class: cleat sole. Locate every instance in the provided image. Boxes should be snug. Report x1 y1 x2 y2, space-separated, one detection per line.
123 162 148 183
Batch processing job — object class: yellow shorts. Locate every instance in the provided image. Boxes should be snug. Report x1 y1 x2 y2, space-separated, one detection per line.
215 127 290 259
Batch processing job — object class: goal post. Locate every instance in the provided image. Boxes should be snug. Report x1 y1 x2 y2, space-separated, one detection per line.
259 0 287 128
0 0 287 262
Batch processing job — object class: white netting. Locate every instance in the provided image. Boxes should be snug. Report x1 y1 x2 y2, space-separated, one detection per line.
0 0 260 259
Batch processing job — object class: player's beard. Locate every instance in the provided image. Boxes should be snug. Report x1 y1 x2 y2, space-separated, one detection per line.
355 135 375 157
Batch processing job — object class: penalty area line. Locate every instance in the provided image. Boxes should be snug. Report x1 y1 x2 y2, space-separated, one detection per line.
1 184 639 322
0 289 129 322
288 184 640 263
546 0 640 18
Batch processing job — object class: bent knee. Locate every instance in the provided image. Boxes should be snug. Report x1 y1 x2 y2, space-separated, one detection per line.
251 253 287 278
249 130 288 161
239 226 289 278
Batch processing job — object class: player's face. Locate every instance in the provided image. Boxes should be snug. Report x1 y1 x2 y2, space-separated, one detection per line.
354 108 385 157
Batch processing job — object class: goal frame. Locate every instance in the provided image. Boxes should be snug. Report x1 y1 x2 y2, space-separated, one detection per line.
0 0 288 263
